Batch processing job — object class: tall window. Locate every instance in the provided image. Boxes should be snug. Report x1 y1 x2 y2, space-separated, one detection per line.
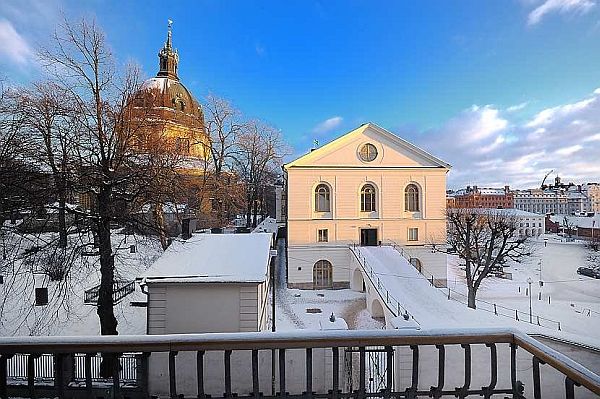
361 184 376 212
315 184 331 212
313 260 333 289
405 184 420 212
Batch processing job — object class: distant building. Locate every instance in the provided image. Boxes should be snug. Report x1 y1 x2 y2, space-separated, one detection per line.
582 183 600 213
514 176 591 215
451 208 544 237
546 214 600 239
448 186 513 209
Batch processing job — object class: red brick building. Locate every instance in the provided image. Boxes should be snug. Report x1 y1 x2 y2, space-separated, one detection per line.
448 186 514 209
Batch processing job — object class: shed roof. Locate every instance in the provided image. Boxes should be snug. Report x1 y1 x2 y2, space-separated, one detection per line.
141 233 273 284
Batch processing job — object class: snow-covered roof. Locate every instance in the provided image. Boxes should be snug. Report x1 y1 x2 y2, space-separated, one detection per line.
457 208 543 218
549 214 600 228
140 77 171 92
141 233 273 284
252 217 279 235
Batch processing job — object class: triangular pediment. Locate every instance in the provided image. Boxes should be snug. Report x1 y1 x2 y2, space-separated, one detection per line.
285 123 451 169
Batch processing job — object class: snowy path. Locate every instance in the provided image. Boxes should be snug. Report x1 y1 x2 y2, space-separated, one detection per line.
358 246 520 329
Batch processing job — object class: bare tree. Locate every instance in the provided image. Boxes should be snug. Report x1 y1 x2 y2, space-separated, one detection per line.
204 94 244 177
442 208 533 309
13 81 78 248
234 120 287 228
562 216 576 238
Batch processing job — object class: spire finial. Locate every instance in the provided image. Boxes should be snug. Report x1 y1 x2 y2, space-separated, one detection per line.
166 19 173 49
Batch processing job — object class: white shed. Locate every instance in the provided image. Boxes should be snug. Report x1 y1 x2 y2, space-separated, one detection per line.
140 232 274 334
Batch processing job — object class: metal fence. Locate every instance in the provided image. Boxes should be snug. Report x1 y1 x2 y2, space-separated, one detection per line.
1 329 598 399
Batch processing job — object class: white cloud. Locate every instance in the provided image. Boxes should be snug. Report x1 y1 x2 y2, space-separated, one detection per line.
443 105 508 144
554 144 583 155
527 0 595 25
312 116 343 134
525 97 595 127
583 133 600 142
0 19 33 65
506 102 529 112
410 87 600 189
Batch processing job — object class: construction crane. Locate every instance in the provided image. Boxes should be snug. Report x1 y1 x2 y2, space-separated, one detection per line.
541 169 553 189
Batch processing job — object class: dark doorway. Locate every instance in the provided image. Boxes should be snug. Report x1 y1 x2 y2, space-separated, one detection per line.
360 229 378 246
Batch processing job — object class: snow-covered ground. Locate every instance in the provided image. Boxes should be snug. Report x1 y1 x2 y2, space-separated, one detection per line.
0 228 162 336
447 234 600 342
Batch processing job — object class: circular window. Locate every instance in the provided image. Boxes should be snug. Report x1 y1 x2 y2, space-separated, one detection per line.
359 143 378 162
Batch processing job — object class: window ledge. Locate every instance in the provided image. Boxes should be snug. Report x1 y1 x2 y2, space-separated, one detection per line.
312 212 332 220
359 211 379 219
404 211 422 219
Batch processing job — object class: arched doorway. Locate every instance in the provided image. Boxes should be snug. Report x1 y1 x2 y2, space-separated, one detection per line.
313 260 333 289
352 268 365 292
371 299 385 322
409 258 422 272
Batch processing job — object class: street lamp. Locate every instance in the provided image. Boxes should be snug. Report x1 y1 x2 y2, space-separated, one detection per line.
527 277 533 324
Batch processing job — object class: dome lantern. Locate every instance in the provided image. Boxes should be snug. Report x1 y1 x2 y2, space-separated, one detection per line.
157 19 179 80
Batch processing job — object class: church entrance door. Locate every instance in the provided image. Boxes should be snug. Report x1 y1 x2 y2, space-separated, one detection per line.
360 229 378 246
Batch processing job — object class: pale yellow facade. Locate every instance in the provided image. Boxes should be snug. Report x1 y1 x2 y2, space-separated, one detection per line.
284 123 450 288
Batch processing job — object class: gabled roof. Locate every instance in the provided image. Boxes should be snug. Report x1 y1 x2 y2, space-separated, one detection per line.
140 233 273 284
284 122 451 169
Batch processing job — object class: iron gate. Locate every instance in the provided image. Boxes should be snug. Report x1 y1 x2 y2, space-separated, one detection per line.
344 346 393 392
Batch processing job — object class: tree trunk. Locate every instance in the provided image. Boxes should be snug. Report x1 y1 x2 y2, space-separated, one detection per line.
96 185 118 377
252 199 258 228
467 287 477 309
246 194 252 228
57 193 67 248
153 203 168 250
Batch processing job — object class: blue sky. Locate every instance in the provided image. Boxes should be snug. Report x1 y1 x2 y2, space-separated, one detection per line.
1 0 600 188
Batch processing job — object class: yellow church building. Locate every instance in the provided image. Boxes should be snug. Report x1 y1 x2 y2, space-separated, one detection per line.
284 123 450 289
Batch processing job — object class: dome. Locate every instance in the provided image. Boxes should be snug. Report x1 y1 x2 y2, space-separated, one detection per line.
139 76 203 120
129 22 208 162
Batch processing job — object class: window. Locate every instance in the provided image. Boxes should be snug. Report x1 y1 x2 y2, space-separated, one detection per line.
314 184 331 212
360 184 376 212
317 229 328 242
359 143 378 162
313 260 333 289
405 184 420 212
408 228 419 241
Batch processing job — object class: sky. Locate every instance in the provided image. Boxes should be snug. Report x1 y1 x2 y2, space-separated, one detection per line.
1 0 600 189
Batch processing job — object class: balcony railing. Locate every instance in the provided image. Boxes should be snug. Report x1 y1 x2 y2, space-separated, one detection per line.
0 328 598 399
83 280 135 305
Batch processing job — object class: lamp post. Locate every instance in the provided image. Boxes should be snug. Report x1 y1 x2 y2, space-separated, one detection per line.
527 277 533 324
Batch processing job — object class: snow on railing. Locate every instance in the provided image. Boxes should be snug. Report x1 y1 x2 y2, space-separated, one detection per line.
1 328 599 398
348 243 414 322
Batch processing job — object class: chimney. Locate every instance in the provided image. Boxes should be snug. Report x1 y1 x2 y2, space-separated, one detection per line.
505 185 510 194
473 185 478 193
181 218 196 240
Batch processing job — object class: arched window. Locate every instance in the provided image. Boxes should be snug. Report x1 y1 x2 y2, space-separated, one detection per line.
313 260 333 289
409 258 422 272
405 184 420 212
314 184 331 212
361 184 376 212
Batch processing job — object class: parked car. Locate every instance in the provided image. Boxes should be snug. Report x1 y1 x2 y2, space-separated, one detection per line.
577 267 600 279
